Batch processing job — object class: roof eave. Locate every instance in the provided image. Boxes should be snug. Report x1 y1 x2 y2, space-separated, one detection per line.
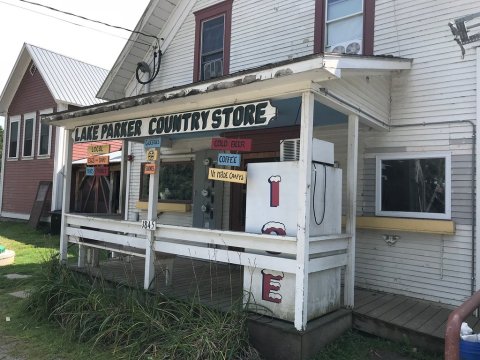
44 54 412 129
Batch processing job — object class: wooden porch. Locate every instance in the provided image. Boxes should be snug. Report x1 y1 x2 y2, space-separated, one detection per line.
73 255 471 354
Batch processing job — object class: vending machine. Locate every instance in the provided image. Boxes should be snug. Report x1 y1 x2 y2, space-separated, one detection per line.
244 139 342 322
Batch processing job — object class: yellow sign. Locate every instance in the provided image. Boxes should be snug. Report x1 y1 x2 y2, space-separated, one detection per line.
87 144 110 155
87 155 109 166
146 148 158 162
144 163 156 174
208 168 247 184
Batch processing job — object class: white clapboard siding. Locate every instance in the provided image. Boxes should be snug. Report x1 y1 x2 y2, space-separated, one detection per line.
129 0 316 94
355 225 472 306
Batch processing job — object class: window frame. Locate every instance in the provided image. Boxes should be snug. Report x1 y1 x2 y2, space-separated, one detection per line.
139 160 194 203
37 108 53 158
193 0 233 82
22 112 36 159
314 0 375 55
7 115 20 160
375 152 452 220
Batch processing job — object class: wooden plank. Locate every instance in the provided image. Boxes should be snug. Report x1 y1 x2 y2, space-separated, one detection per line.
390 301 430 327
417 308 451 335
355 216 455 235
406 306 444 331
354 289 384 308
354 293 390 315
377 298 418 322
362 294 406 318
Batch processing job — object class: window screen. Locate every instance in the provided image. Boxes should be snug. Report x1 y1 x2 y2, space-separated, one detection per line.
8 121 19 158
39 123 50 155
23 118 34 157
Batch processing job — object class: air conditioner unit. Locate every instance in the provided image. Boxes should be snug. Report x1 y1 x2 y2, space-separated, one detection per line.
280 138 334 165
203 59 223 80
330 39 363 55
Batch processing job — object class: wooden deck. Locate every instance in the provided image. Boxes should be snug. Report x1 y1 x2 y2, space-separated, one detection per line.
73 256 475 353
353 288 479 353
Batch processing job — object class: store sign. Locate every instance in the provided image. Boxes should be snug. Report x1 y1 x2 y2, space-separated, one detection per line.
144 138 161 148
144 163 156 174
95 166 109 176
87 155 109 166
87 144 110 155
211 138 252 152
146 149 158 161
73 100 277 143
217 153 241 167
208 168 247 184
86 166 95 176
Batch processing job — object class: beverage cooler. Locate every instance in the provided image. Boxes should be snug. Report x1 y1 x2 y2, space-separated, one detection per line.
243 139 343 322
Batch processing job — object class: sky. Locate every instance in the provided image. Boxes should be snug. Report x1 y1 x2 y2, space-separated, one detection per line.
0 0 152 127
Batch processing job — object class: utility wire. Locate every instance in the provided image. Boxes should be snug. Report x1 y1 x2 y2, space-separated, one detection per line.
0 0 153 48
13 0 160 48
0 0 152 47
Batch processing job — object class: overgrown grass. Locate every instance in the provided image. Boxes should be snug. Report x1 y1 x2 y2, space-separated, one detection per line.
312 330 442 360
24 257 259 360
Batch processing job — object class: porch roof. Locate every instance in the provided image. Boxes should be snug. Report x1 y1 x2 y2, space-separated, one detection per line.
43 53 411 131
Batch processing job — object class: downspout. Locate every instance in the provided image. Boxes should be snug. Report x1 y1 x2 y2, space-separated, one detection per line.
476 46 480 295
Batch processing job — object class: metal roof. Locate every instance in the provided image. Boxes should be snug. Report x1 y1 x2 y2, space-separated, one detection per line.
26 44 108 106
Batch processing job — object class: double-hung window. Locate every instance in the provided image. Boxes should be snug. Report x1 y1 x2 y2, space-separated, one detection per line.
38 108 52 157
315 0 375 55
22 112 36 158
375 153 451 220
193 0 232 82
7 116 20 159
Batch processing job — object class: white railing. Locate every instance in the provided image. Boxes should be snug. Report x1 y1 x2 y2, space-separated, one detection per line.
65 214 350 274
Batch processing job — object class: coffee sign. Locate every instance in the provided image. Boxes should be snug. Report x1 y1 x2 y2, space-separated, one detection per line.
73 100 277 143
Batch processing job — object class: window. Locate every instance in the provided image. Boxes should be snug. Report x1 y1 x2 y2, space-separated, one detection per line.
314 0 375 55
193 0 232 82
139 161 194 202
375 153 451 220
8 116 20 159
22 112 36 158
38 108 53 157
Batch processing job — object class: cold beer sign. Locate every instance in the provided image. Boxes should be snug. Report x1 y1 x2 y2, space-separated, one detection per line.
73 100 277 143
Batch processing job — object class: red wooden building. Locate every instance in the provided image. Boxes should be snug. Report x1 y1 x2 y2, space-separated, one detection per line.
0 43 120 220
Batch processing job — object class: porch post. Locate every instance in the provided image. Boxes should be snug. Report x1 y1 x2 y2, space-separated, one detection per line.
475 46 480 292
144 153 161 290
344 114 359 307
59 129 73 263
294 90 314 331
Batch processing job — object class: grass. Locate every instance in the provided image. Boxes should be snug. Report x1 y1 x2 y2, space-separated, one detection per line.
312 330 442 360
0 220 444 360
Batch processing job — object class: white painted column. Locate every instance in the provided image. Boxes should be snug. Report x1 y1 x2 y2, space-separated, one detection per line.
475 46 480 292
144 153 161 290
59 129 73 263
294 91 314 331
344 114 359 307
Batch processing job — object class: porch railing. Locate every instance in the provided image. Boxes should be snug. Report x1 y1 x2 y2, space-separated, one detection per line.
65 213 349 276
445 290 480 360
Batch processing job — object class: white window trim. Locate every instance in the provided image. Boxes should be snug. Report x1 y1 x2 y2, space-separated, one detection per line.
375 152 452 220
22 112 36 159
37 108 53 158
7 115 20 160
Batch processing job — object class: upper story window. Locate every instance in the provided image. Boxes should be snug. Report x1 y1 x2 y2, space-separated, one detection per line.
375 153 451 220
7 116 20 159
193 0 232 82
314 0 375 55
38 108 53 157
22 112 36 158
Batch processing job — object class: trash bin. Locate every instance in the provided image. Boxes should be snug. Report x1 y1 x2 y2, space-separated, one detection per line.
460 339 480 360
50 210 62 235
